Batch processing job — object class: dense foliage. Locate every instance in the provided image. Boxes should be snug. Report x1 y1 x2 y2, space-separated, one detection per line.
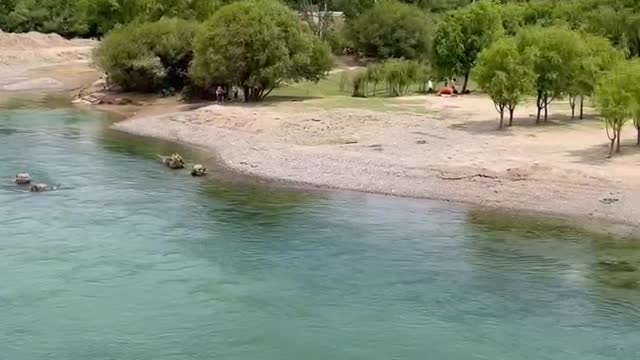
350 59 431 97
433 1 503 92
594 63 636 156
347 0 432 59
515 26 586 123
190 0 333 101
94 18 200 92
473 37 535 128
0 0 222 37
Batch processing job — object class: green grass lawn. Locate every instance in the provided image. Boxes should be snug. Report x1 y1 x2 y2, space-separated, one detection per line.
270 70 436 115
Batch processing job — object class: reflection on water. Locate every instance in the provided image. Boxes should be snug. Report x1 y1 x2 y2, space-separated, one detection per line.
1 106 639 360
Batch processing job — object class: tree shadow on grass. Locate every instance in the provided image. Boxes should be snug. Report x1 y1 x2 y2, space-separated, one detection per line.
566 140 640 165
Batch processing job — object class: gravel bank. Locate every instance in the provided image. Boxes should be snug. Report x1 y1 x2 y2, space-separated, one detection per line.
112 100 640 239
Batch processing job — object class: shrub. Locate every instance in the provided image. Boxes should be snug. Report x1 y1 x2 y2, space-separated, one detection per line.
348 0 432 60
190 0 333 102
94 18 200 93
352 59 429 97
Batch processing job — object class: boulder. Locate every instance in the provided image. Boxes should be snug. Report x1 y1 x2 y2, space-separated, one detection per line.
15 173 31 184
598 259 637 273
191 164 207 177
30 183 49 192
160 153 185 169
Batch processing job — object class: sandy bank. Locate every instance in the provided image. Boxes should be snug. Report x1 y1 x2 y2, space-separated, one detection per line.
112 96 640 239
0 30 99 93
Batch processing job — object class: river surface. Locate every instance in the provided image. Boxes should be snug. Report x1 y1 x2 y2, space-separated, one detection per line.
1 104 640 359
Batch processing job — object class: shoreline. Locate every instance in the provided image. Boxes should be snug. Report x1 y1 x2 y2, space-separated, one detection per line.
110 102 640 240
0 29 636 240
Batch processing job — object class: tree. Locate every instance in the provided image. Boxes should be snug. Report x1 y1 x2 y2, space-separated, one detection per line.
570 34 624 120
473 37 535 129
625 60 640 146
365 63 384 96
382 59 419 96
94 18 200 92
433 0 504 93
190 0 333 102
594 63 634 157
348 0 432 60
516 26 586 123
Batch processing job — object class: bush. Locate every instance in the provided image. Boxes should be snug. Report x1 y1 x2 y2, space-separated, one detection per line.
352 59 430 97
94 18 200 93
190 0 333 102
348 0 432 60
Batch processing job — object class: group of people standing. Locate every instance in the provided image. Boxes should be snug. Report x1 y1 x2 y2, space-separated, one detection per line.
215 85 240 103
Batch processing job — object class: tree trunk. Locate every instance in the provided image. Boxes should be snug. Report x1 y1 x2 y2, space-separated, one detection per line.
616 126 622 153
536 91 543 124
637 127 640 146
579 95 584 120
609 137 616 157
569 95 576 119
499 108 504 129
544 101 548 123
462 72 470 93
508 107 515 126
243 86 250 102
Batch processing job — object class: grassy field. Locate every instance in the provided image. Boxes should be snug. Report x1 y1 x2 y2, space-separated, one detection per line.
270 69 438 115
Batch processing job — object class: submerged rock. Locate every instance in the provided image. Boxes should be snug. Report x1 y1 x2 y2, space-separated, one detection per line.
30 183 49 192
191 164 207 177
598 259 637 273
159 153 185 169
15 173 31 185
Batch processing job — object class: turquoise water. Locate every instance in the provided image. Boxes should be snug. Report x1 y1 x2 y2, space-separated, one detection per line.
1 106 640 359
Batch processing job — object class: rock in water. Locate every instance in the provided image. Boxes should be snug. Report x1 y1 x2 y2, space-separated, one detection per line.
30 183 49 192
15 173 31 184
191 164 207 177
598 259 637 273
160 153 185 169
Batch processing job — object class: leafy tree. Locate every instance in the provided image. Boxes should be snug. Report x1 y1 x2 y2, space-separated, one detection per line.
569 34 624 119
433 0 504 93
365 63 384 96
0 0 89 37
83 0 222 36
415 62 433 93
499 2 527 36
348 0 432 60
94 18 200 92
333 0 375 18
190 0 333 101
594 63 634 156
516 26 586 123
473 37 535 128
625 60 640 145
382 59 419 96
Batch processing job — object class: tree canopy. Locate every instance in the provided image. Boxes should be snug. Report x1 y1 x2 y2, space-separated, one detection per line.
473 37 535 128
348 0 432 60
190 0 333 101
94 18 200 92
594 63 636 156
433 0 504 92
515 26 586 123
